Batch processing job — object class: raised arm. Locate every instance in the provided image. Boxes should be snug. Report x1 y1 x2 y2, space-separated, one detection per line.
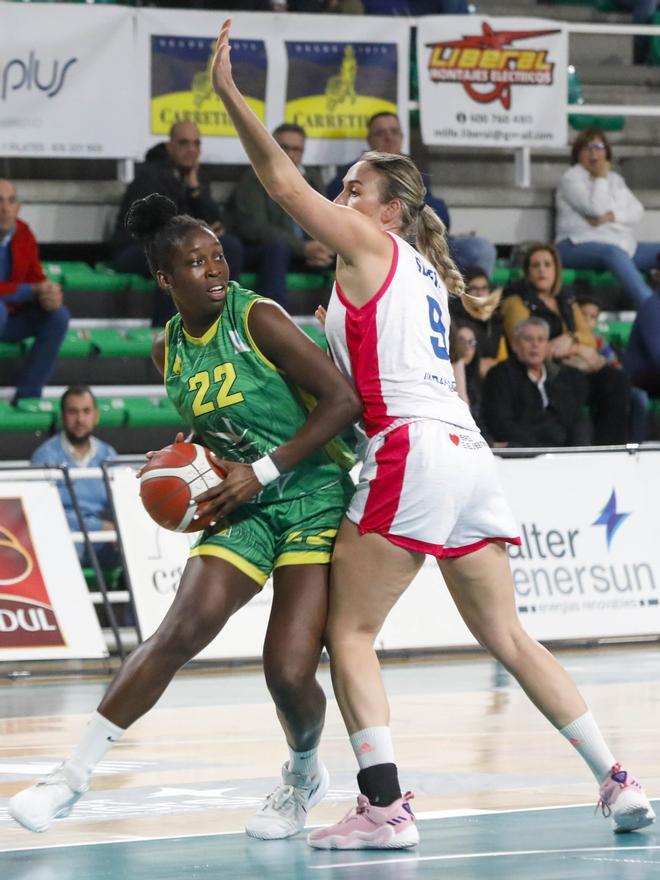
210 19 385 270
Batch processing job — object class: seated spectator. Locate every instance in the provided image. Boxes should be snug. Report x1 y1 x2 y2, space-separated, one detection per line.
577 292 649 441
482 317 589 448
326 112 496 278
555 128 659 310
501 242 630 445
363 0 468 13
0 179 69 404
230 123 334 309
623 272 660 397
31 385 118 566
618 0 658 64
110 122 244 326
449 266 507 379
453 322 485 429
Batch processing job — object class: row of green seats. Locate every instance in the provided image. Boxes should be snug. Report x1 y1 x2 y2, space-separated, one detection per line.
0 396 183 433
490 266 638 289
0 325 326 362
43 262 333 295
0 327 157 361
44 259 641 298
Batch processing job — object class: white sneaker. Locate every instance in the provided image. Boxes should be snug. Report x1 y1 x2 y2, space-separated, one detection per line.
245 761 330 840
598 763 656 833
9 763 89 833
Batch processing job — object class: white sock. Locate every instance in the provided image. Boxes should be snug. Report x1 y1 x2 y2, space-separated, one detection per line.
287 745 320 777
66 712 125 781
559 710 616 783
349 726 396 770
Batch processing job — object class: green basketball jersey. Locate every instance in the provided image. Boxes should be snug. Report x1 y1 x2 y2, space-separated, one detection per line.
163 282 354 505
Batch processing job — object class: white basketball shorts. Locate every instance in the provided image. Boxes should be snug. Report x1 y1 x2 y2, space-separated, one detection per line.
346 419 521 558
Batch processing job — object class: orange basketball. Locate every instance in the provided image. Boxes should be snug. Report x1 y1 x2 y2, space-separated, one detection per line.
139 442 225 533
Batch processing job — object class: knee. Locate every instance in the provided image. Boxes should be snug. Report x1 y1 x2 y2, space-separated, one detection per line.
149 617 217 667
47 305 70 338
475 622 530 668
265 659 315 706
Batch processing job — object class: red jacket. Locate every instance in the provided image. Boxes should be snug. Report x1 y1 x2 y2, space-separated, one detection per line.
0 218 46 311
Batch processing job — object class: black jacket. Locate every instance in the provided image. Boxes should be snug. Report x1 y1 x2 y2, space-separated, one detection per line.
111 143 221 251
482 356 589 448
449 296 506 360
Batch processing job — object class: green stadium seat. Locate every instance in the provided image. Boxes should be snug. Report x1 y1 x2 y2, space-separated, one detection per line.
125 327 157 358
25 328 94 359
239 272 331 293
96 397 127 428
0 400 53 432
88 328 153 358
598 320 633 349
125 396 184 428
0 341 23 359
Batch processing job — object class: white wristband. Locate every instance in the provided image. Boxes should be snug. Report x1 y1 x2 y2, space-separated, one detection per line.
251 454 280 487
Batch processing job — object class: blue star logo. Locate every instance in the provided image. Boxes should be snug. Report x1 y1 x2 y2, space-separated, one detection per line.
592 489 630 549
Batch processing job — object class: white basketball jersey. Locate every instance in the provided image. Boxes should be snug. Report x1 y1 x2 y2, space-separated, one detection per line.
325 232 478 438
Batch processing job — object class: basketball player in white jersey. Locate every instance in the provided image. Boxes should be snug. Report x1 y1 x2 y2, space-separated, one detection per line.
211 20 654 849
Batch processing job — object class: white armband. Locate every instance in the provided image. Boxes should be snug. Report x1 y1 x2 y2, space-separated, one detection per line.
251 454 280 487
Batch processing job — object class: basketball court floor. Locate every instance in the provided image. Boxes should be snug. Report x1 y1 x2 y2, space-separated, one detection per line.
1 644 659 879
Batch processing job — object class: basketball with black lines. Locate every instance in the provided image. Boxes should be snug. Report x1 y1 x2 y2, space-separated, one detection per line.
139 442 225 533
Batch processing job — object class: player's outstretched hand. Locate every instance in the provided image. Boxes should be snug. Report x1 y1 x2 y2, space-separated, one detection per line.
211 18 234 99
136 432 185 478
193 456 262 522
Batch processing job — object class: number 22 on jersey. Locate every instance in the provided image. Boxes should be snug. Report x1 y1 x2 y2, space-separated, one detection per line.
188 363 245 417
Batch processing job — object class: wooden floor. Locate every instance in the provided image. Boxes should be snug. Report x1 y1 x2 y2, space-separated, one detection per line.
1 645 659 878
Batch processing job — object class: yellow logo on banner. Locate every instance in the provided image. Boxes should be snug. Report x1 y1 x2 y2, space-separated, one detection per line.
151 49 266 137
0 525 33 587
286 45 396 140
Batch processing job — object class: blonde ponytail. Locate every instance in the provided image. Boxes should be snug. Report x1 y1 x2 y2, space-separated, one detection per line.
416 205 465 299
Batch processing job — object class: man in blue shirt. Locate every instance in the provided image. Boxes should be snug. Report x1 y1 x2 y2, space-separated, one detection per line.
0 179 69 402
31 385 118 565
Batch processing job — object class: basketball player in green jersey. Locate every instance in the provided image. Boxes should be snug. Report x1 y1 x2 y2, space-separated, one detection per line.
9 194 361 840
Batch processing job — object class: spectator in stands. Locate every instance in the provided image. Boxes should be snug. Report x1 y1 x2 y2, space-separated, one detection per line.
619 0 658 64
555 128 659 310
0 179 69 404
482 317 589 448
452 323 485 429
501 242 630 445
230 123 334 309
326 113 496 278
577 292 649 441
362 0 468 13
623 271 660 397
111 122 244 326
31 384 118 566
449 266 507 379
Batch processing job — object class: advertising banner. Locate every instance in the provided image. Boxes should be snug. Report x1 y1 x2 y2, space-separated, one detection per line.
0 3 136 158
136 10 409 165
0 482 107 660
110 467 273 659
417 16 567 149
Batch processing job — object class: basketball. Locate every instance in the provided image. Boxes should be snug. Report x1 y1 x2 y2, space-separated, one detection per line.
139 442 225 533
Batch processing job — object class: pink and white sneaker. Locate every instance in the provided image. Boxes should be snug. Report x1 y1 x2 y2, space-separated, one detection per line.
598 764 655 833
307 791 419 850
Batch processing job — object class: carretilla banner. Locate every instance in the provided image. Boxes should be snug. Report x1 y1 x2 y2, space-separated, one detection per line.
417 16 567 149
137 11 409 165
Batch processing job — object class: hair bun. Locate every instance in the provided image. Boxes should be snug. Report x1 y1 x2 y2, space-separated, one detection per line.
125 194 177 240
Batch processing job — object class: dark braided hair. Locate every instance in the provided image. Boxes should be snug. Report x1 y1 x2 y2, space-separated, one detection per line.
124 193 210 277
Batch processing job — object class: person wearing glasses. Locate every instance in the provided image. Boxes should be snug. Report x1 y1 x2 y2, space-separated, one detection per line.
555 128 659 310
449 266 508 380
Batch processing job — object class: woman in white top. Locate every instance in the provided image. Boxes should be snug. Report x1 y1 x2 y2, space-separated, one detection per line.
212 20 654 849
555 128 659 309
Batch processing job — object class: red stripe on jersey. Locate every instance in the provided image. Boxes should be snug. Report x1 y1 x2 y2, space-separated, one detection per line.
337 236 399 436
358 422 410 535
442 536 522 558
